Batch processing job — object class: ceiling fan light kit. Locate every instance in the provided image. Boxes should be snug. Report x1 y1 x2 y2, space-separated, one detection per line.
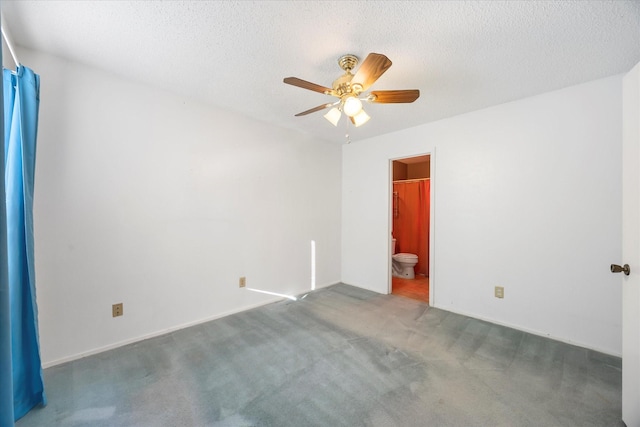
284 52 420 132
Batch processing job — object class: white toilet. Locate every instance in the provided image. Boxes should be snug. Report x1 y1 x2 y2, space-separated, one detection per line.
391 238 419 279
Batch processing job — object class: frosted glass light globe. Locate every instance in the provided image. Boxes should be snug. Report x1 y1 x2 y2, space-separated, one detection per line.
343 96 363 117
323 107 341 126
351 110 370 127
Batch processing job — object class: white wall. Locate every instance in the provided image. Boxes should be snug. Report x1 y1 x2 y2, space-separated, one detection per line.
343 76 623 355
22 49 342 366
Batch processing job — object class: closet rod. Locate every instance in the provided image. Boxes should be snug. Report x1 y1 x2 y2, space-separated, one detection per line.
1 14 20 66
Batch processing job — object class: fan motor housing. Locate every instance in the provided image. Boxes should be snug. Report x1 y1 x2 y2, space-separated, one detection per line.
332 73 355 96
333 54 363 96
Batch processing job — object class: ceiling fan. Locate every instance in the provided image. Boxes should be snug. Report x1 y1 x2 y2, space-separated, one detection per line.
283 53 420 128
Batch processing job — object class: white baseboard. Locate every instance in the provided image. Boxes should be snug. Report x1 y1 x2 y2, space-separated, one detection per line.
43 281 342 368
431 303 621 358
42 296 284 368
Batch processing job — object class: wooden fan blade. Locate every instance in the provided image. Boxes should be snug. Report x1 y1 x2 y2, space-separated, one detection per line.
284 77 332 95
369 90 420 103
295 103 334 116
352 53 392 91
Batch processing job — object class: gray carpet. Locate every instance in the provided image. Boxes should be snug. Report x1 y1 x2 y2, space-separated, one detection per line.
17 284 622 426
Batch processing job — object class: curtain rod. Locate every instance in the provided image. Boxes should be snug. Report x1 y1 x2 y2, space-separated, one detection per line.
1 14 20 66
393 178 430 183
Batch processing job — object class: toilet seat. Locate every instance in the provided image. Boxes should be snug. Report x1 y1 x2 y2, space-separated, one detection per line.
393 253 418 262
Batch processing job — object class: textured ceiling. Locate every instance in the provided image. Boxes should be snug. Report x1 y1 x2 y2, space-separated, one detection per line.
2 1 639 143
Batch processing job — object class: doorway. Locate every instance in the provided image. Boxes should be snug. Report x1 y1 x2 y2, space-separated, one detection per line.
390 154 431 303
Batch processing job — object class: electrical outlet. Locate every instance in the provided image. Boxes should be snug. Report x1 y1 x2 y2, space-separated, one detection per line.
112 303 123 317
239 277 246 288
494 286 504 299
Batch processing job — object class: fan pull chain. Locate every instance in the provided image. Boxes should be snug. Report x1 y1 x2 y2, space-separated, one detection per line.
344 112 351 144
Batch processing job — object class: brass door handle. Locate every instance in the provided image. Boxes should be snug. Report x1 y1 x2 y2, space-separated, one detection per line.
611 264 630 276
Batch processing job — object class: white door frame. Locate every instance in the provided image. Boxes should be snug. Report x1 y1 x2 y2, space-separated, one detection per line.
387 149 436 305
622 61 640 426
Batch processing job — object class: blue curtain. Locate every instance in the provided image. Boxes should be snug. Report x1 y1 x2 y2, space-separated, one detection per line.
0 65 46 425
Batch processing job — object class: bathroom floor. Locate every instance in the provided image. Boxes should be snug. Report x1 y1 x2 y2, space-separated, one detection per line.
391 274 429 304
